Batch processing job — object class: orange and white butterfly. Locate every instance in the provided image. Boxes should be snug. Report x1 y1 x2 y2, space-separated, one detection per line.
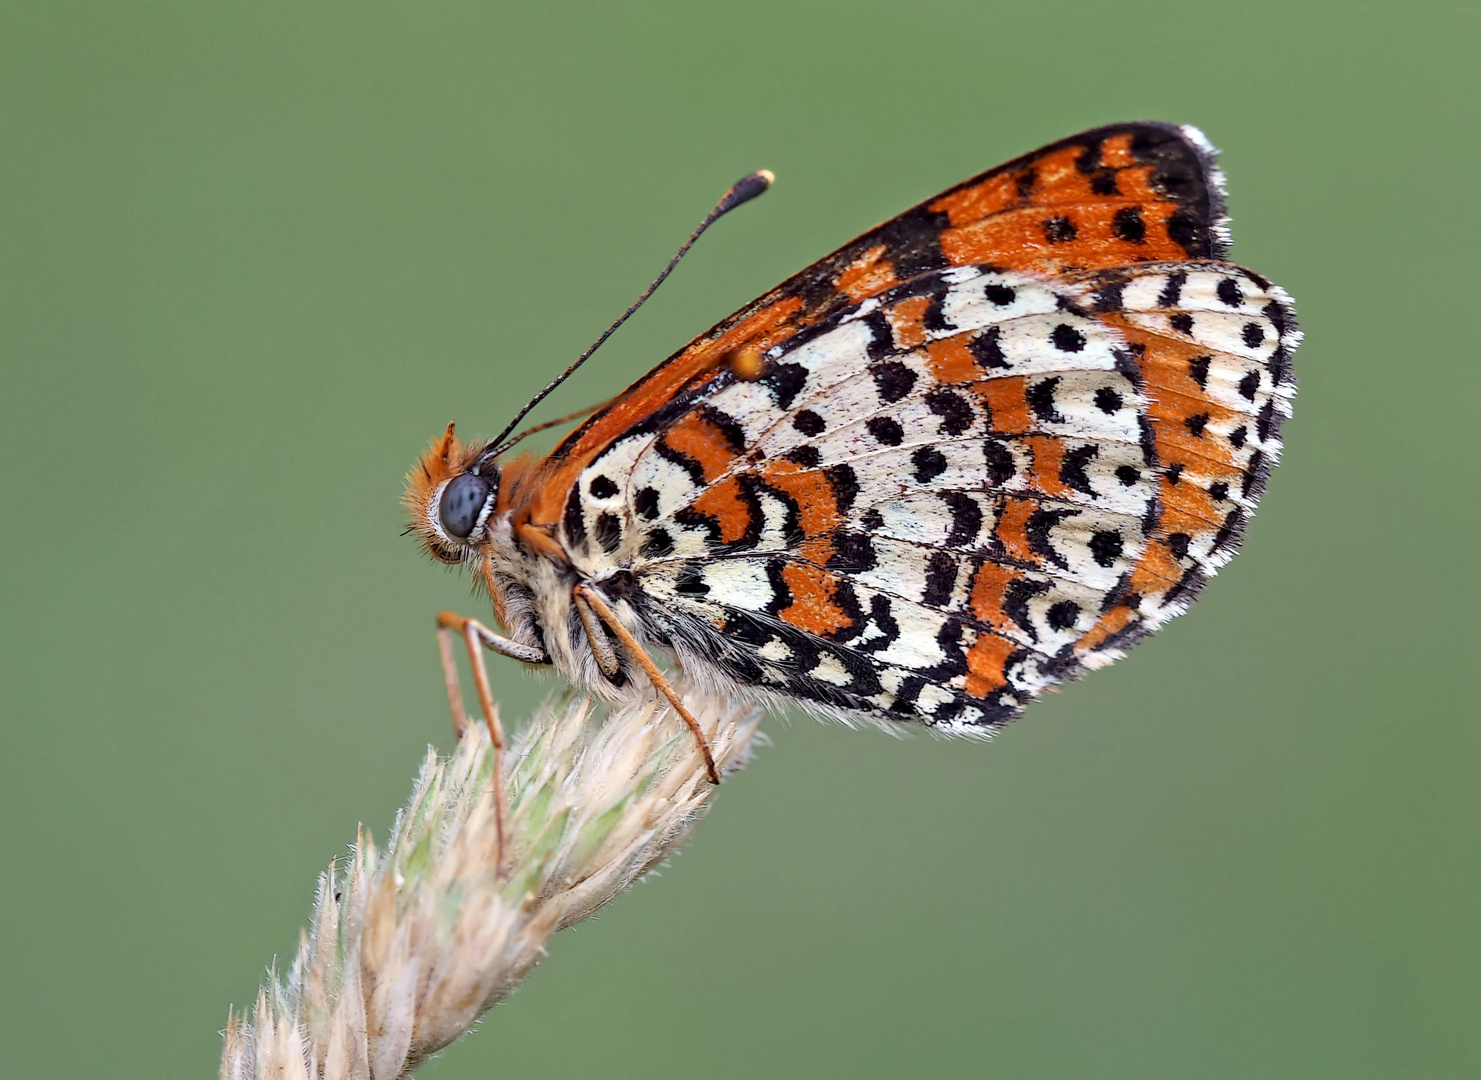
406 122 1298 782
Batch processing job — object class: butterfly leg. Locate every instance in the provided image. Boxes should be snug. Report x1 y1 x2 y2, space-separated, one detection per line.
572 585 721 785
573 592 622 678
436 611 541 869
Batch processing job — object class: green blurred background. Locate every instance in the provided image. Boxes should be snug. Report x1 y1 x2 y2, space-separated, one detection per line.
3 1 1478 1076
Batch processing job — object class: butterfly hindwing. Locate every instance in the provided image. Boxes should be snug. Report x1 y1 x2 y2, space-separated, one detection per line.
558 267 1143 729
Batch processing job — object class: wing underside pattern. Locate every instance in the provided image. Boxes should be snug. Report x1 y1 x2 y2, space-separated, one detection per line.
557 261 1297 731
503 123 1298 733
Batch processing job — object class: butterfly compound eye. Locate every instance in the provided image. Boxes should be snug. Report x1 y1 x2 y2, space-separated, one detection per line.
438 472 492 539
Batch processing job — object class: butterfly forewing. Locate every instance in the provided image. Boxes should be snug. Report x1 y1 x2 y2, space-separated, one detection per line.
519 122 1229 513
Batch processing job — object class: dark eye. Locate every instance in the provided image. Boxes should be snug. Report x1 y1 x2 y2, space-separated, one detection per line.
438 473 492 539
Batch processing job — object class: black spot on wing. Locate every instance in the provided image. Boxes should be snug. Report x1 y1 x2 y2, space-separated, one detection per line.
1089 529 1124 568
640 529 674 558
1262 299 1289 338
762 558 791 615
1188 355 1211 389
1027 376 1064 423
635 486 661 520
854 592 901 656
984 282 1016 307
1130 126 1220 230
563 484 588 552
760 362 809 410
1112 206 1146 243
827 531 877 572
594 512 623 554
817 577 869 646
984 440 1016 487
926 388 975 435
1138 414 1157 466
675 475 765 553
871 361 918 403
942 492 983 548
825 464 860 515
1043 216 1077 243
1210 506 1246 554
1046 600 1081 631
922 550 959 608
1157 270 1186 308
1004 577 1052 641
867 415 904 446
1059 444 1099 495
922 281 957 334
1100 572 1134 612
862 309 895 362
1269 345 1293 388
1242 448 1270 499
793 409 826 436
911 447 949 483
1256 398 1279 442
752 475 805 549
909 618 968 685
1091 280 1126 312
1164 206 1209 256
718 607 771 646
969 325 1010 370
887 674 958 721
1026 508 1076 570
1051 324 1087 352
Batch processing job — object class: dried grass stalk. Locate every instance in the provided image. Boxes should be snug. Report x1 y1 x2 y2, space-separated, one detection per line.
221 688 760 1080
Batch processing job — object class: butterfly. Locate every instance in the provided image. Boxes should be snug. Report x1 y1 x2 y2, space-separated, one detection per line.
406 122 1298 784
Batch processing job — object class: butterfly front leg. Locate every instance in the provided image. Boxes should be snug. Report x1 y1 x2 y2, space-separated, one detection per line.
435 611 549 869
436 610 544 730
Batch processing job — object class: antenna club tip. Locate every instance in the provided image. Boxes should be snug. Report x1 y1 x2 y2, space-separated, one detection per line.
718 169 775 214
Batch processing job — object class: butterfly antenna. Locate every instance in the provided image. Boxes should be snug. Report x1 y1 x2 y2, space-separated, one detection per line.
487 169 774 454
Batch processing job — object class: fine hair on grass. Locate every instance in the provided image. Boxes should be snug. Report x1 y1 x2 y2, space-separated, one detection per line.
220 688 760 1080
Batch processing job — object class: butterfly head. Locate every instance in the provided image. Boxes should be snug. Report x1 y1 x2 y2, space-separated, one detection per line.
404 421 502 566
